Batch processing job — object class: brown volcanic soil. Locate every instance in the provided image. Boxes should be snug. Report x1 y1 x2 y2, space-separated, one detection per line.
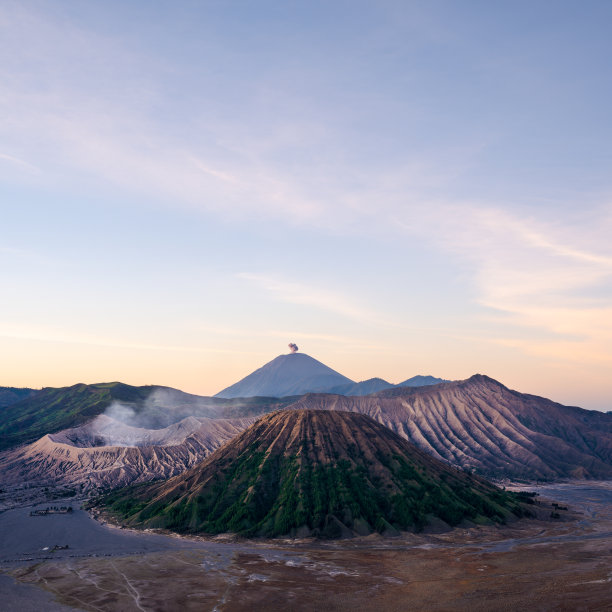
100 409 529 537
3 373 611 499
287 375 612 480
6 481 612 611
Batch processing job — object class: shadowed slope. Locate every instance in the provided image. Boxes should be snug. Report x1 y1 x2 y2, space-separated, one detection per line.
397 375 448 388
0 386 38 409
99 410 529 538
286 375 612 480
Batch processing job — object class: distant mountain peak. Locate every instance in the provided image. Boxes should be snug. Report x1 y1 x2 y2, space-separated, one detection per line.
214 352 354 399
397 375 449 388
215 352 451 399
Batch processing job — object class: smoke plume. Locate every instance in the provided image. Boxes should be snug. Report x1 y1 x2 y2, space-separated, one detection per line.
288 343 299 353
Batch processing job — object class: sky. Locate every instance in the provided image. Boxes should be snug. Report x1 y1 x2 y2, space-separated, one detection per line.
1 1 611 410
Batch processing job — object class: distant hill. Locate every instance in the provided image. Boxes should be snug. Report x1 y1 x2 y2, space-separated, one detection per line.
99 409 530 538
328 375 449 396
0 383 154 451
0 387 38 409
325 377 394 396
287 375 612 480
397 375 448 388
0 382 293 451
214 352 354 399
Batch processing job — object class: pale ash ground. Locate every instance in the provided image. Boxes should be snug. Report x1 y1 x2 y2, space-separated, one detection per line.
0 482 611 611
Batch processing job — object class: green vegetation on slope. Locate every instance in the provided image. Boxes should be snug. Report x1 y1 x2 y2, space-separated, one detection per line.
100 410 531 538
0 380 294 451
103 454 527 538
0 386 38 409
0 382 153 450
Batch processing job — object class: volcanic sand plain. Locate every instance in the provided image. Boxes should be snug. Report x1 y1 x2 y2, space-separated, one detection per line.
1 481 612 611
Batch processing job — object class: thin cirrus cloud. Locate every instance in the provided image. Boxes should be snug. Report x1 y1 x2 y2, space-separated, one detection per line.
0 322 250 355
0 3 471 229
0 153 40 174
237 273 382 324
0 5 331 224
397 202 612 365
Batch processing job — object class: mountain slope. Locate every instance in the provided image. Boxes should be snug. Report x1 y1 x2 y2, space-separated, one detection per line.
327 375 450 396
397 375 448 388
0 387 38 409
325 377 394 396
0 382 293 451
286 375 612 481
99 410 530 538
215 353 353 399
0 383 154 451
0 414 256 490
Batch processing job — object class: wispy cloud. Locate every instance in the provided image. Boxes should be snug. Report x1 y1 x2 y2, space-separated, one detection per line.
399 202 612 365
0 322 253 355
237 273 380 323
0 152 40 173
0 3 472 230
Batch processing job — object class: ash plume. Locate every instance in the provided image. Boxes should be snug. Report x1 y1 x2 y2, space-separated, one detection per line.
288 343 299 353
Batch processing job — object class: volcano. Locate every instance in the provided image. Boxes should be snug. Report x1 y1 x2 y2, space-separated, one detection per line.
214 352 354 399
100 409 530 538
288 375 612 480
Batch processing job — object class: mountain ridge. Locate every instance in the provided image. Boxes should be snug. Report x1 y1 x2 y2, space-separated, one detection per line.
3 372 611 486
286 374 612 480
98 409 531 538
0 382 295 451
0 386 39 409
214 352 447 398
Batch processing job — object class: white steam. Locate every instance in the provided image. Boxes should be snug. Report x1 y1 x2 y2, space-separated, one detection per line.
84 387 256 447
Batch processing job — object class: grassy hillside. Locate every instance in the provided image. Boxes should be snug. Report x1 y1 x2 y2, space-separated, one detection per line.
0 386 38 409
0 382 294 451
0 382 153 450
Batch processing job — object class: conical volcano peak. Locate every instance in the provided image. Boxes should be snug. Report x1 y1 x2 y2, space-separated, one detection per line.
100 409 532 538
214 352 354 399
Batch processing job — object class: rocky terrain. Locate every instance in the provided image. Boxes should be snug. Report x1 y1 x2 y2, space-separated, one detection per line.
2 367 612 497
99 409 530 537
287 375 612 480
0 414 256 491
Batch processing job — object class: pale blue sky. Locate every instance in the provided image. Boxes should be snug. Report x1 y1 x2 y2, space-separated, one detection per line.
1 1 612 409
